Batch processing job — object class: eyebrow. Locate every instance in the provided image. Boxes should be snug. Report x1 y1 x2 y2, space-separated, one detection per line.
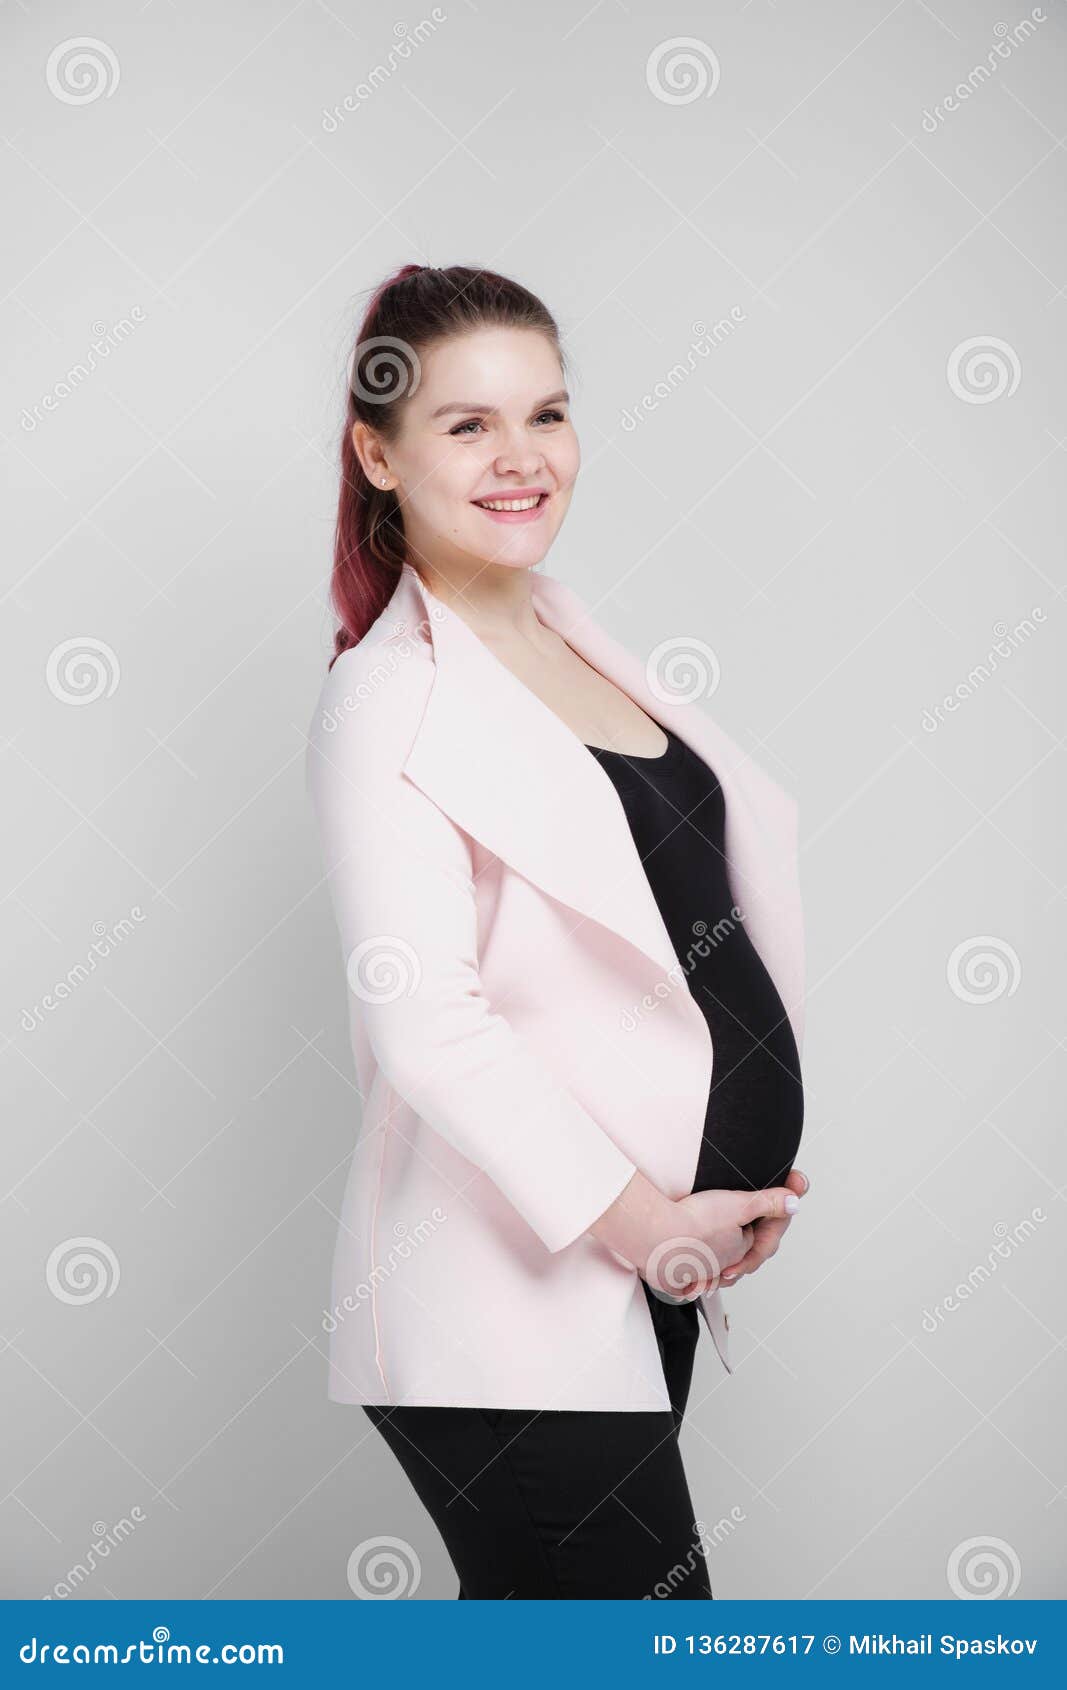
429 389 570 421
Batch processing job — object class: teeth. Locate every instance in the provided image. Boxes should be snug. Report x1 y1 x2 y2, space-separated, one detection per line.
475 495 543 511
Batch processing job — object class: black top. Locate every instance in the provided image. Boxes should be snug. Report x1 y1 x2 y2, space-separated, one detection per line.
585 723 803 1197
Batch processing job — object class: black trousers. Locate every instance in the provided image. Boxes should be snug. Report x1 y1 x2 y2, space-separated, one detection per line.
361 1283 711 1599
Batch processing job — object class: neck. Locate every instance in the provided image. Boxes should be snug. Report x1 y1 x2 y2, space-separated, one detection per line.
407 557 546 645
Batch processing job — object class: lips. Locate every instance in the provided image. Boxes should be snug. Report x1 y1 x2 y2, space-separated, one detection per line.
471 491 549 512
470 490 551 525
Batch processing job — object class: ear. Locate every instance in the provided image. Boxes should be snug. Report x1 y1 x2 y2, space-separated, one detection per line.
350 418 389 486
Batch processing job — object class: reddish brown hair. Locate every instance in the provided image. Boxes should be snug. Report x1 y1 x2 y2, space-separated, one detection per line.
329 263 565 665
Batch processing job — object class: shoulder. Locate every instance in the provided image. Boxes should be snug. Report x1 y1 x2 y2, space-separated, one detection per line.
305 622 435 787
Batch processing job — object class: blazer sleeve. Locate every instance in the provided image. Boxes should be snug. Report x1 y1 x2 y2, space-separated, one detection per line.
305 652 638 1255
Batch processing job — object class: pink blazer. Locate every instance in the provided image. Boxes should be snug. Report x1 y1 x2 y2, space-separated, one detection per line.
305 562 805 1411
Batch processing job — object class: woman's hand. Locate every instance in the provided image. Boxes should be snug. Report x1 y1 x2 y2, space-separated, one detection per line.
718 1167 810 1287
644 1182 801 1301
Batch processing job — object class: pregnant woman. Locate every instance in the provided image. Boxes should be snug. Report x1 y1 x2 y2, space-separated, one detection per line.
306 263 809 1600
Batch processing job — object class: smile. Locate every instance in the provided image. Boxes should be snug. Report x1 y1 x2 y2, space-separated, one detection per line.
471 492 550 523
473 494 546 511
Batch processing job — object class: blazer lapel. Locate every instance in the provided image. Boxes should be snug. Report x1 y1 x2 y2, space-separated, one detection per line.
385 562 803 1058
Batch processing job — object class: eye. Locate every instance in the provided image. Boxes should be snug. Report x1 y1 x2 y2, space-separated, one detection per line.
534 408 566 425
449 418 484 437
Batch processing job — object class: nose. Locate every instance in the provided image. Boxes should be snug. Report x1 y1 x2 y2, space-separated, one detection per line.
492 429 546 479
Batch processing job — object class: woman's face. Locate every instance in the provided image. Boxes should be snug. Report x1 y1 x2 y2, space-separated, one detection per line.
358 326 580 577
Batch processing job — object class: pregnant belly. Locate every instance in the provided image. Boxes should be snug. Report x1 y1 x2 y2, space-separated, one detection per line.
689 968 805 1194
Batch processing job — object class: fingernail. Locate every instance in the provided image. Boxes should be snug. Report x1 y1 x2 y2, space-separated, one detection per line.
722 1273 737 1283
785 1194 800 1213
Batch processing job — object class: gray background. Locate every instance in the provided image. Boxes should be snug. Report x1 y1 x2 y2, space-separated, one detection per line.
3 0 1064 1601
